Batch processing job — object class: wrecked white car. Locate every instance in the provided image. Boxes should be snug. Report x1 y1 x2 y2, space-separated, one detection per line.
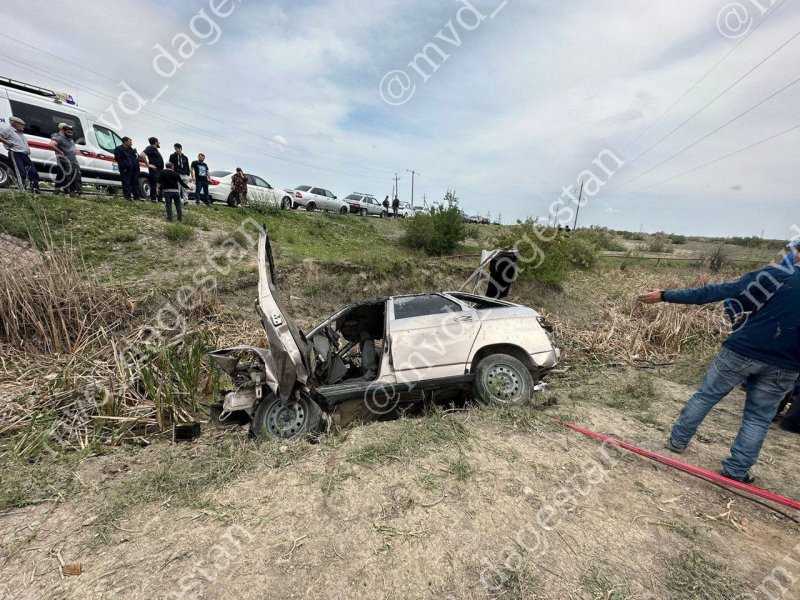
210 233 560 440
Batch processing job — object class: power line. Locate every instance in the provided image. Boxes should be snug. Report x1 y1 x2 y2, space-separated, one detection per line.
603 122 800 201
621 27 800 170
620 0 787 153
0 53 389 181
0 32 392 176
603 73 800 195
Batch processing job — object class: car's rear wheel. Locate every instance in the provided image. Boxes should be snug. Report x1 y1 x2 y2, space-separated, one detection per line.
306 201 316 211
252 394 324 441
360 208 368 217
139 175 150 199
281 196 292 209
339 205 348 215
380 210 387 219
473 354 533 405
226 192 238 207
0 161 17 189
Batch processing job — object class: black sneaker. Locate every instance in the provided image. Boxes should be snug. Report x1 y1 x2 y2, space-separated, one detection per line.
720 470 755 484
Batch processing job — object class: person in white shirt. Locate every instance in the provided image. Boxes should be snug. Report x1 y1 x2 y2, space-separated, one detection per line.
0 116 40 193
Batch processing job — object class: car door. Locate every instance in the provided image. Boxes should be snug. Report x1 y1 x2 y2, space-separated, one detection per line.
92 124 125 185
323 189 338 210
247 174 266 204
258 177 280 205
256 231 310 398
309 187 326 209
388 294 482 382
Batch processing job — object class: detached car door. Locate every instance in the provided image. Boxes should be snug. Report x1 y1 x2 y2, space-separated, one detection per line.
256 231 310 398
389 294 482 382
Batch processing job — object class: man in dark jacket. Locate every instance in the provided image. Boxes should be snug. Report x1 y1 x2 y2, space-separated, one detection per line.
638 252 800 483
143 137 164 202
156 162 189 222
168 143 190 205
113 137 142 200
392 196 400 218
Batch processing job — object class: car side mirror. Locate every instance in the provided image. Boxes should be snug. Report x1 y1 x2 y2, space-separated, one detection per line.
333 195 337 200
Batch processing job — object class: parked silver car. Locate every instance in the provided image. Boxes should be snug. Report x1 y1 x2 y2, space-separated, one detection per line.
292 185 348 213
343 193 387 217
210 233 560 440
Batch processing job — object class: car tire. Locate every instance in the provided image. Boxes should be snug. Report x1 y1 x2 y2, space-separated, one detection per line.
473 353 534 405
306 201 316 212
226 192 237 207
139 176 150 199
339 205 348 215
360 208 368 217
380 210 387 219
0 161 16 189
281 196 292 209
251 394 324 441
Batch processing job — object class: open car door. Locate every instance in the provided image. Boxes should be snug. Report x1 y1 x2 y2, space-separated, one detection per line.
256 230 311 399
459 248 520 299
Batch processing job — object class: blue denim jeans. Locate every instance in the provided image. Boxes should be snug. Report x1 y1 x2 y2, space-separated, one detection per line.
195 179 209 205
670 347 798 478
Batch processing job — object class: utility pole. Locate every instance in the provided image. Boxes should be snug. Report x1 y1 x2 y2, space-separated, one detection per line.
573 180 584 230
406 169 417 206
394 173 400 199
423 194 427 209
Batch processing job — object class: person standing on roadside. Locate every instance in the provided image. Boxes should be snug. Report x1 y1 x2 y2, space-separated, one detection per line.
156 162 189 222
49 123 83 197
383 195 390 211
191 153 211 205
113 136 142 201
0 116 40 194
143 137 164 202
392 195 400 218
230 167 248 207
638 249 800 483
168 143 190 205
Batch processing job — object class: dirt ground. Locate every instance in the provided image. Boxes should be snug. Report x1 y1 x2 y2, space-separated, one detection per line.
1 369 798 599
1 263 799 599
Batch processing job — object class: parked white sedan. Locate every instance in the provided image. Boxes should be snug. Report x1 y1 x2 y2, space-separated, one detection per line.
292 185 349 214
208 171 293 208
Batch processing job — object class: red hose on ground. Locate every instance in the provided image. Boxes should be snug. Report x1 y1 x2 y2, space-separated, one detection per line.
560 420 800 512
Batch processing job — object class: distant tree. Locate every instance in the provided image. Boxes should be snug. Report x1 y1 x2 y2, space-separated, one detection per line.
497 212 503 224
443 189 459 208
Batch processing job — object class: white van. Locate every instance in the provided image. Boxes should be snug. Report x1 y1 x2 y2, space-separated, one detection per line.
0 77 148 195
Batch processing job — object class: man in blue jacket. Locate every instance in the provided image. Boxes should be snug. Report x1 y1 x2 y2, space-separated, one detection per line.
638 249 800 483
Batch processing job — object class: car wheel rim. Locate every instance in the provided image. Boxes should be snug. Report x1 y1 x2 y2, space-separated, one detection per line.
484 364 522 403
266 400 307 438
0 167 8 186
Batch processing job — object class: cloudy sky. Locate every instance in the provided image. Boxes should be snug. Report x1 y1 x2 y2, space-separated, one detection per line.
2 0 798 237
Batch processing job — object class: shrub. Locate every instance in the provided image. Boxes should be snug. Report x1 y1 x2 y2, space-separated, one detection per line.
707 245 729 272
646 232 673 254
401 207 467 256
493 219 598 287
668 233 687 245
728 235 763 248
575 226 625 251
164 222 196 243
618 230 645 241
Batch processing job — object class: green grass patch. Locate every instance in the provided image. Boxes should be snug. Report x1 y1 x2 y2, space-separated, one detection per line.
347 413 470 468
666 549 743 599
581 566 629 599
164 222 196 243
